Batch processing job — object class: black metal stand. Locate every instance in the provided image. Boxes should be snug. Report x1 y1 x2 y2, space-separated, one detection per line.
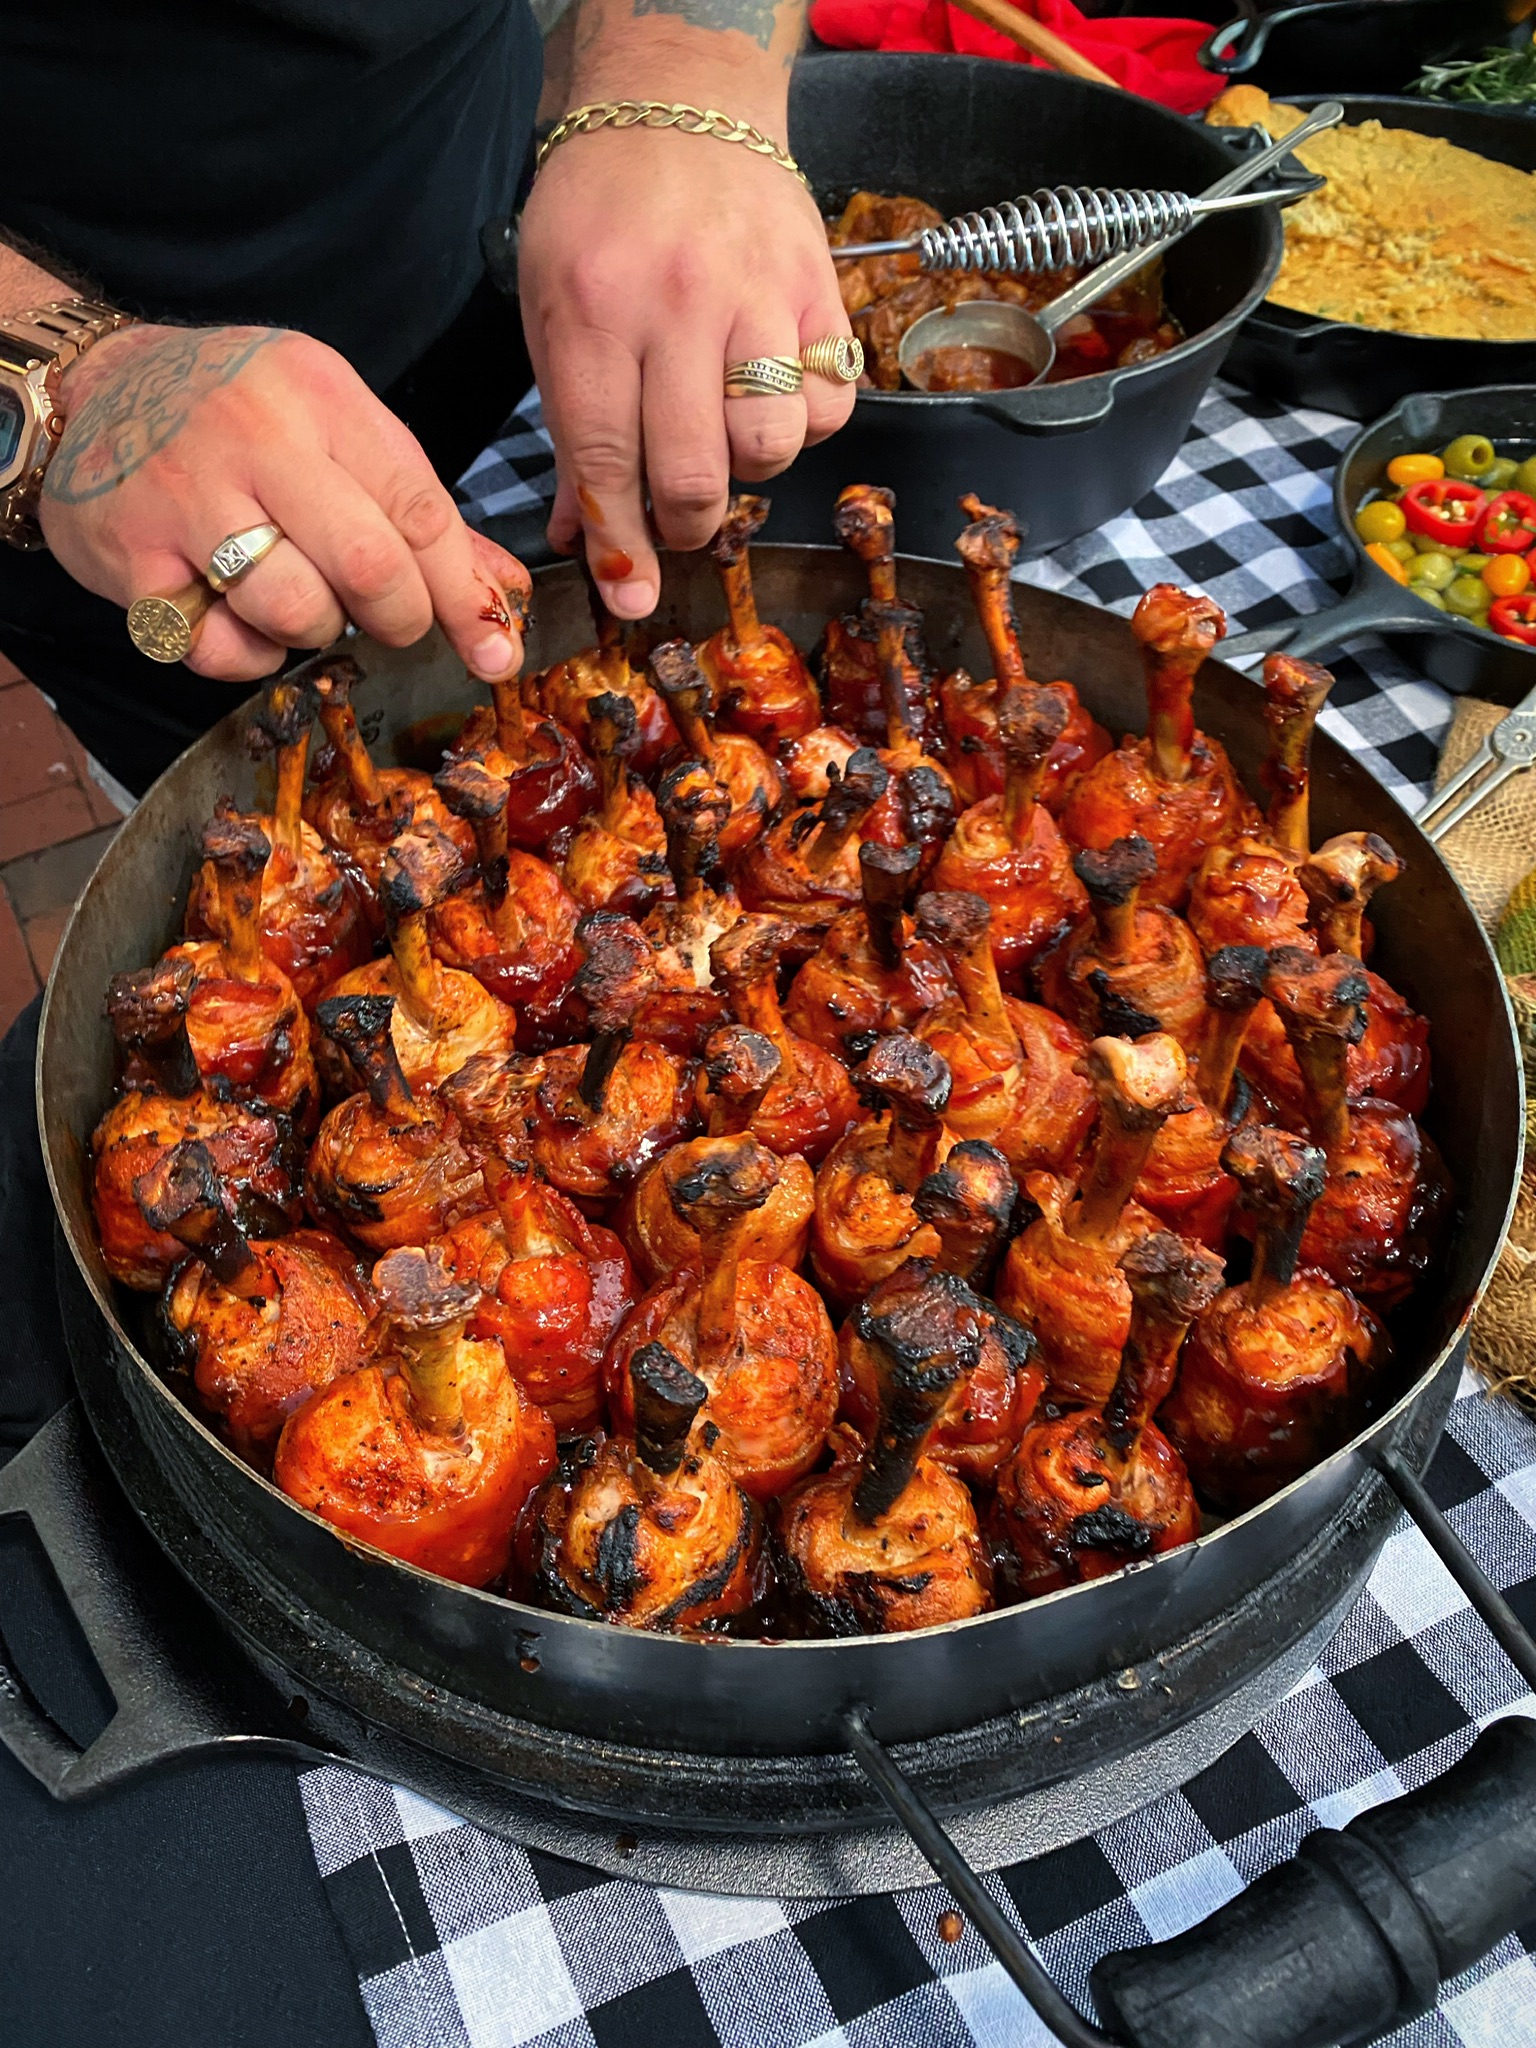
845 1447 1536 2048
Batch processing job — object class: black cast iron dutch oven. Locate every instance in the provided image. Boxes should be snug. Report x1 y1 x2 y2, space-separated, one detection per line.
1200 0 1530 98
1221 95 1536 418
769 55 1286 558
1223 382 1536 700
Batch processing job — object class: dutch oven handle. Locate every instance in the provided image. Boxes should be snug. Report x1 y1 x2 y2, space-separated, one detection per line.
1198 10 1278 77
846 1446 1536 2048
0 1405 306 1796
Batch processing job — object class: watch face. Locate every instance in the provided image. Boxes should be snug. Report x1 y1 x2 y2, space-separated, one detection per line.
0 383 27 486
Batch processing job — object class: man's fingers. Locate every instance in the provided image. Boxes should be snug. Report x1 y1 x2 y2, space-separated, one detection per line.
224 539 348 651
721 315 809 486
799 299 860 450
253 454 435 649
640 328 733 553
183 604 291 682
539 327 657 619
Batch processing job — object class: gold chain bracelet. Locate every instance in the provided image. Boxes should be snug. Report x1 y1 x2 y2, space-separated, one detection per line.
536 100 808 188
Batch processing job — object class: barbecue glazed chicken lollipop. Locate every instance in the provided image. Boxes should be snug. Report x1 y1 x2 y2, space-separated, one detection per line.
840 1258 1040 1488
696 495 820 744
1059 584 1254 907
536 572 677 775
783 841 954 1060
606 1136 839 1500
858 599 958 879
428 757 581 1039
185 677 371 1009
777 1276 996 1634
700 916 858 1165
1132 946 1268 1247
916 891 1095 1177
931 682 1088 985
634 761 741 1055
737 747 889 951
303 655 475 886
526 1342 762 1629
1264 949 1443 1308
559 692 670 916
1038 836 1206 1051
92 961 302 1291
529 915 697 1205
160 813 318 1128
305 995 483 1251
624 1030 815 1283
138 1140 373 1464
1187 654 1334 956
1161 1128 1386 1510
939 497 1109 812
648 641 782 869
435 1056 633 1433
275 1245 556 1585
993 1231 1223 1597
317 828 518 1093
816 484 932 746
449 637 598 854
1300 833 1429 1113
997 1033 1187 1405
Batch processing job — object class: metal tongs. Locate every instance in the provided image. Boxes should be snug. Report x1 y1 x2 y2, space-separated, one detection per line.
831 102 1340 275
1415 686 1536 843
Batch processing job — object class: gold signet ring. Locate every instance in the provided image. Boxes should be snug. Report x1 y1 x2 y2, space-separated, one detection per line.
802 335 864 384
206 521 283 592
127 580 216 663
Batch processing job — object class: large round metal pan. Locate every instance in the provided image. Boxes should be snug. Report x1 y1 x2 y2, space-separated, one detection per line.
1223 383 1536 702
1200 0 1527 98
37 551 1522 1786
1222 96 1536 420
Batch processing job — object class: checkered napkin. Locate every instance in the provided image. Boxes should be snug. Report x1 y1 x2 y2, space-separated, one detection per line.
455 381 1456 807
302 1371 1536 2048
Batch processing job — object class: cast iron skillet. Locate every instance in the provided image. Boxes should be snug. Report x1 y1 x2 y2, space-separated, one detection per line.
1201 0 1529 97
1221 96 1536 419
1223 383 1536 702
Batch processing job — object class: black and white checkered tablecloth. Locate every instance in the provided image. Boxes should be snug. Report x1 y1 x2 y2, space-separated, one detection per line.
294 387 1535 2048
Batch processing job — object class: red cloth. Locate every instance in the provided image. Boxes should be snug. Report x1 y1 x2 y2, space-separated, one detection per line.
809 0 1223 116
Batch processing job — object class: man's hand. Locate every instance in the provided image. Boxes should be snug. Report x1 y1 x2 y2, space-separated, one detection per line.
518 8 855 622
40 323 530 683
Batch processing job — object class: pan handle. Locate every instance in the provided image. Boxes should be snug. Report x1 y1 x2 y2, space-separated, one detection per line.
1220 579 1453 664
0 1405 307 1797
1198 10 1280 76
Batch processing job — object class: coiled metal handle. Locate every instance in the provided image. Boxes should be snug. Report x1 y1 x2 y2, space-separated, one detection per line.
915 186 1195 276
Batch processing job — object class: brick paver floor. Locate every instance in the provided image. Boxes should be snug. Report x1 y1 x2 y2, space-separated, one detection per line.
0 657 126 1034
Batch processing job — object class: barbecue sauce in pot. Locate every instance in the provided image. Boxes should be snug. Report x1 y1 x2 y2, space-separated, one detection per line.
910 345 1035 393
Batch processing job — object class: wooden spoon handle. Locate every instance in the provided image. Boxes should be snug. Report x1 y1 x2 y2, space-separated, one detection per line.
947 0 1119 88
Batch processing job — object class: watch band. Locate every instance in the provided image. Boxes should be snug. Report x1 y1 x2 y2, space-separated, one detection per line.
0 297 138 551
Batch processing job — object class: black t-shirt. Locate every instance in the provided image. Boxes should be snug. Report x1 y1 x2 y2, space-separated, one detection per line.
1 1 541 389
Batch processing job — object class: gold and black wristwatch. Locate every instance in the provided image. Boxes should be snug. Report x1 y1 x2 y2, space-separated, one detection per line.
0 299 137 549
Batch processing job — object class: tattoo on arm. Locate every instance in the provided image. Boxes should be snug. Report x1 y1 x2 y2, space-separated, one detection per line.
45 326 278 506
630 0 782 52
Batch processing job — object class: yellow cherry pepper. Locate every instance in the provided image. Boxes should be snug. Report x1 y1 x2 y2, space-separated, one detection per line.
1386 452 1445 489
1365 541 1410 585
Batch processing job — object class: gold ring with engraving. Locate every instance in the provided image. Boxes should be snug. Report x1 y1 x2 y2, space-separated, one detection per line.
802 335 864 384
723 356 804 398
206 521 283 592
127 579 216 663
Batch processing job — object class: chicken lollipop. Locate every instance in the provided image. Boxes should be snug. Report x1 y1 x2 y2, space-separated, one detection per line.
536 570 677 774
275 1245 556 1585
185 677 371 1008
1059 583 1254 907
938 496 1109 811
634 760 740 1056
317 828 518 1093
648 640 782 869
737 746 889 951
696 495 820 743
783 841 953 1061
1299 832 1429 1114
996 1033 1187 1404
1161 1127 1385 1510
559 691 670 916
916 890 1095 1177
92 960 302 1292
606 1136 838 1500
993 1230 1222 1597
814 484 932 746
306 995 483 1251
777 1279 994 1634
858 598 958 878
449 629 599 855
526 1342 762 1629
137 1139 373 1464
930 682 1086 985
1038 836 1206 1050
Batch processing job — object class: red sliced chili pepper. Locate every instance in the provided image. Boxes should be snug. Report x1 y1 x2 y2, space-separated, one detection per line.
1489 594 1536 646
1399 477 1488 547
1479 490 1536 555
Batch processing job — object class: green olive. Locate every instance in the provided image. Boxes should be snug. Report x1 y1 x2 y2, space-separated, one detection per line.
1353 498 1407 546
1442 434 1497 481
1408 550 1457 590
1386 536 1418 564
1482 457 1520 493
1414 589 1449 611
1445 573 1493 616
1459 553 1491 573
1516 456 1536 497
1412 530 1450 553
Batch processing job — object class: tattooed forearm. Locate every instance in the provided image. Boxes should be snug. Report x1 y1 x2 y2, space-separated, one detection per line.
45 326 278 505
629 0 781 49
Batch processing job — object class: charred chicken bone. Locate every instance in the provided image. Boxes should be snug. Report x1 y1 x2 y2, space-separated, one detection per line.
782 841 954 1059
632 759 739 1054
647 639 781 868
817 484 931 746
1040 835 1206 1050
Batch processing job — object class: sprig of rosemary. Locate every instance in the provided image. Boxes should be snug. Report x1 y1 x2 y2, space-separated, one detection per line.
1412 44 1536 105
